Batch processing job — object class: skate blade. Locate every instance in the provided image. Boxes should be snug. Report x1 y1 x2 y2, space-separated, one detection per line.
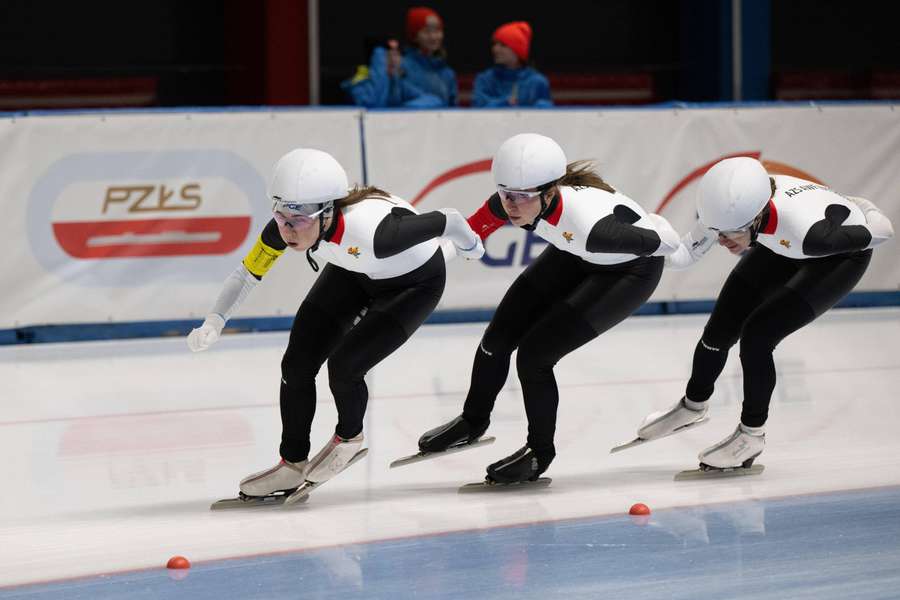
609 417 710 454
284 448 369 505
674 463 765 481
458 477 552 493
210 492 307 511
390 436 496 469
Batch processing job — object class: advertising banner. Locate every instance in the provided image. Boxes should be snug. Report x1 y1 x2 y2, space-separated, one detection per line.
364 105 900 309
0 109 363 328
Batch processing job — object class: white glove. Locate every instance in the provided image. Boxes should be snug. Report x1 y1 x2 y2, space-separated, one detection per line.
646 213 681 256
846 196 894 247
457 236 485 260
439 208 485 260
187 313 226 352
665 221 717 270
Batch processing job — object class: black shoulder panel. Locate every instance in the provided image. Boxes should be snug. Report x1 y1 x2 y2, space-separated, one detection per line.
585 206 661 256
802 204 872 256
373 207 446 258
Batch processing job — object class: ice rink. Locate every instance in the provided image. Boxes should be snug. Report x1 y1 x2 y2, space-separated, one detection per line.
2 308 899 598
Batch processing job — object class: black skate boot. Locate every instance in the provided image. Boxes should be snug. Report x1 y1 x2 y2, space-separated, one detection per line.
459 446 553 491
418 415 489 453
390 415 494 468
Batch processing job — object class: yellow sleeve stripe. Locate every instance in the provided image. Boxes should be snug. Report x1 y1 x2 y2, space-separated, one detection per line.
242 236 285 278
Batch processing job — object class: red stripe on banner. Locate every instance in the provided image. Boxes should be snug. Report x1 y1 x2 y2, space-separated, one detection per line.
411 159 493 206
654 151 761 214
52 216 251 258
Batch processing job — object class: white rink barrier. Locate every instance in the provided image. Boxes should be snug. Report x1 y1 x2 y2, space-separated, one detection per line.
1 104 898 332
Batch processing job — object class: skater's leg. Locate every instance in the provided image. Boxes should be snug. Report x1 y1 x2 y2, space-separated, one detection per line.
699 251 871 470
328 262 445 441
738 249 871 427
514 257 663 466
279 265 369 462
462 246 583 426
686 246 795 403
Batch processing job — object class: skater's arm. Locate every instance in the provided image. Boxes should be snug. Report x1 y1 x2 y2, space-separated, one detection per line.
585 205 662 256
802 204 877 256
187 220 284 352
845 196 894 249
467 193 508 241
372 207 447 258
645 213 681 257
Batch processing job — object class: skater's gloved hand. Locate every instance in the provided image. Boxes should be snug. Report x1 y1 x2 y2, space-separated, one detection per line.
457 236 484 260
439 208 485 260
187 313 225 352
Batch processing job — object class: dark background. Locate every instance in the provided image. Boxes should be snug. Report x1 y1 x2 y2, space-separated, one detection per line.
1 0 898 109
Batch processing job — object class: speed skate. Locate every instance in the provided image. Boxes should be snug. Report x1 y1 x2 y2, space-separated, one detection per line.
390 436 496 468
609 417 710 453
458 477 552 493
674 459 765 481
210 449 369 510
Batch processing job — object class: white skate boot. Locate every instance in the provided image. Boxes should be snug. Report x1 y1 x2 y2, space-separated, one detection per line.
284 433 368 505
239 459 308 496
610 397 709 453
210 458 308 510
674 424 766 481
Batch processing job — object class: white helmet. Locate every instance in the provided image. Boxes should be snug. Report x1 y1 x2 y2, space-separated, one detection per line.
697 157 771 231
268 148 349 214
492 133 567 191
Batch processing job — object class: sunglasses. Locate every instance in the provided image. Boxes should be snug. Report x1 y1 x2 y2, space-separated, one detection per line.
497 187 544 204
272 200 330 229
710 216 758 237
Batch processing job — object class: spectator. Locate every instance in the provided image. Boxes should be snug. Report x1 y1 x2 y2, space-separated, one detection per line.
341 7 457 108
473 21 552 108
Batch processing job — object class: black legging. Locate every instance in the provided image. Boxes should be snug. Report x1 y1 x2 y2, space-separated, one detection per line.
278 250 445 462
462 245 664 464
686 245 871 427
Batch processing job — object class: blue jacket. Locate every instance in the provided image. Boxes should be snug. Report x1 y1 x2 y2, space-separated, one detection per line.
342 47 456 108
472 66 553 108
401 50 457 107
341 47 441 108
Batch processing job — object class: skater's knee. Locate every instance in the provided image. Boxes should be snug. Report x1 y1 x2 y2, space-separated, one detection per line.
326 351 365 384
479 327 517 359
515 342 555 378
281 353 320 386
738 314 784 355
699 323 738 352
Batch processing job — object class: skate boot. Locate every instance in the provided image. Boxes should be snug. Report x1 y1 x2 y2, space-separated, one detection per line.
390 415 494 468
698 424 765 469
306 432 366 483
674 424 766 480
239 458 308 497
210 458 309 509
283 432 369 505
418 415 489 453
611 397 709 453
459 446 554 491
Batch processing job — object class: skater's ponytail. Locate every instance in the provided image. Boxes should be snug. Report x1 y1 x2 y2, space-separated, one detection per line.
555 161 615 193
336 185 391 208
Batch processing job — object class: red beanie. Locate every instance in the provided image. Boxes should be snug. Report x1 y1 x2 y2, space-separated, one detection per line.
492 21 532 62
406 7 443 41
